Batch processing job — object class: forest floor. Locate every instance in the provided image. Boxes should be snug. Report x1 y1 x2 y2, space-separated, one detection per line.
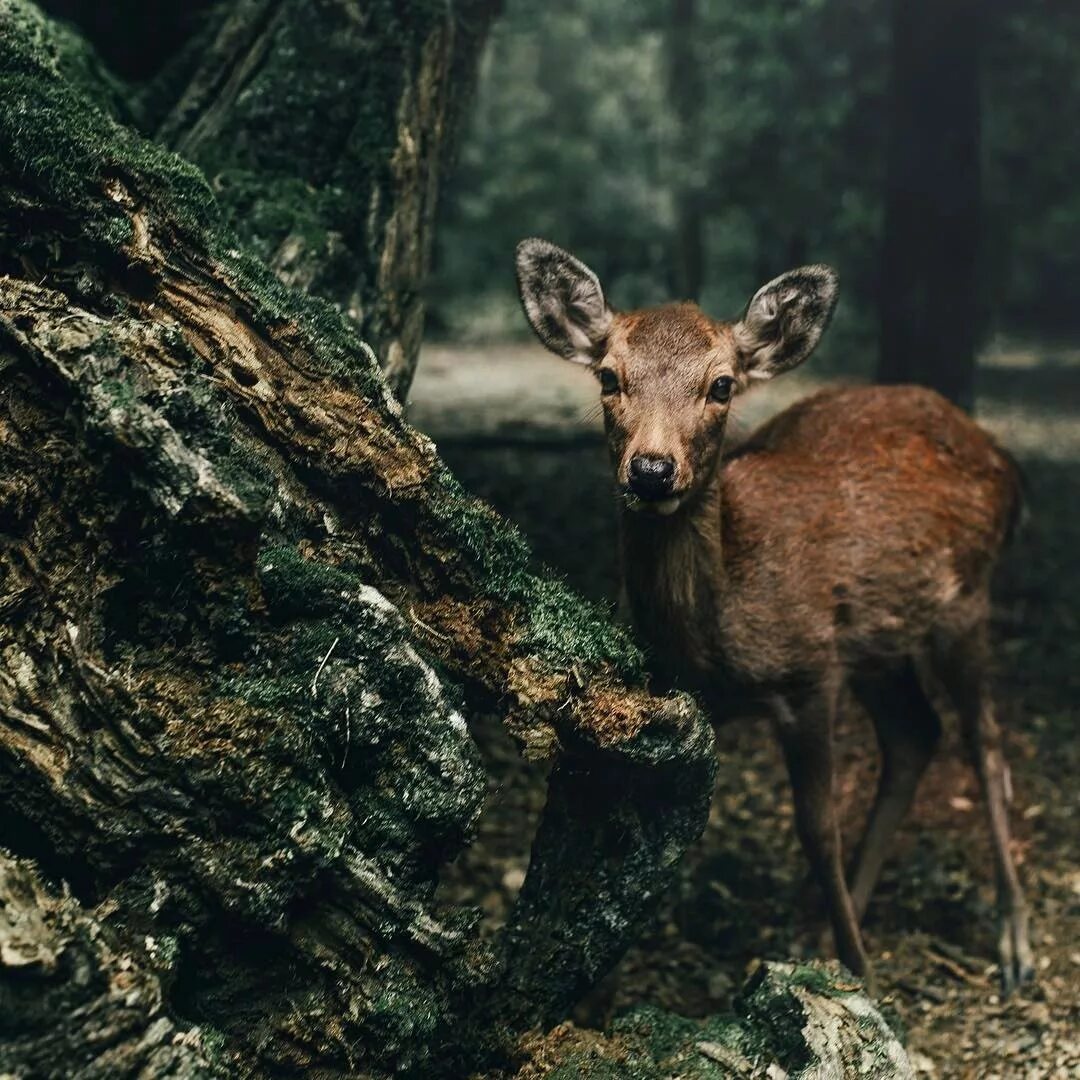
413 343 1080 1080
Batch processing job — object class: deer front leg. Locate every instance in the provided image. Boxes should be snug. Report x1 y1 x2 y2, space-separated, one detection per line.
772 686 873 990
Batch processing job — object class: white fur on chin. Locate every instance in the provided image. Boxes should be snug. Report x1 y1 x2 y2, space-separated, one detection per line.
627 495 683 516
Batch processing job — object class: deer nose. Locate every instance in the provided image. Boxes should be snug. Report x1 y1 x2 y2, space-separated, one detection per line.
628 455 676 499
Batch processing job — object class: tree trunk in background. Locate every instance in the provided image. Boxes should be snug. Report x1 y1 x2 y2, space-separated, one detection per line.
666 0 704 302
155 0 501 400
877 0 982 410
42 0 501 401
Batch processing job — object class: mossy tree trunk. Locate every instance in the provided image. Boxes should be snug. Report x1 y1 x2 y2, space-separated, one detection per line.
40 0 501 401
0 3 718 1076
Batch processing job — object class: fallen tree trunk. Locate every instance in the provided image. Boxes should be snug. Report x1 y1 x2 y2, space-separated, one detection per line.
0 6 914 1078
0 3 717 1075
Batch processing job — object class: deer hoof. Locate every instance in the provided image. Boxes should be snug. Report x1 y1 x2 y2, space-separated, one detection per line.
998 911 1036 996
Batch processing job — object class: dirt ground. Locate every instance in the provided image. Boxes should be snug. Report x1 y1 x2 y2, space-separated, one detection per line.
412 343 1080 1079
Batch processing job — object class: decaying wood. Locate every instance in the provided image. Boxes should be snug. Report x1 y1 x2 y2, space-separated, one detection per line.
1 851 216 1077
157 0 503 399
0 4 716 1075
511 962 914 1079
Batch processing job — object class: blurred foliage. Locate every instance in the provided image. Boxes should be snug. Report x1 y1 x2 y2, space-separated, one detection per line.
429 0 1080 367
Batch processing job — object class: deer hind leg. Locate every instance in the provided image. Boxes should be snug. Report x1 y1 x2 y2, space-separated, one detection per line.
773 682 872 988
935 627 1034 994
847 660 943 922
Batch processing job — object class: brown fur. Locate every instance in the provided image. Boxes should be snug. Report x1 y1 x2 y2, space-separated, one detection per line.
515 240 1034 993
605 308 1030 993
621 380 1021 692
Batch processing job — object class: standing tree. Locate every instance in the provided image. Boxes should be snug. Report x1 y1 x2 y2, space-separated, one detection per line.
877 0 983 409
41 0 500 400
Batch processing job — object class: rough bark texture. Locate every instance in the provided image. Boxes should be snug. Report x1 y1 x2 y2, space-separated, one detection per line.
0 2 715 1075
150 0 501 400
511 962 913 1079
877 0 982 410
0 852 215 1077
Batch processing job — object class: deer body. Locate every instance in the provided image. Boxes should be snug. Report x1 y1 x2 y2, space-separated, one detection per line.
623 383 1018 694
515 238 1034 994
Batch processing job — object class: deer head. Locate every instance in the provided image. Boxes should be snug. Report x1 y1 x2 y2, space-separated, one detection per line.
515 238 838 514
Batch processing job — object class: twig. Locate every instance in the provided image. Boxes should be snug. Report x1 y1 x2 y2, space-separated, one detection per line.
311 636 339 697
896 978 948 1004
923 946 987 986
929 938 987 976
341 705 351 770
409 606 451 643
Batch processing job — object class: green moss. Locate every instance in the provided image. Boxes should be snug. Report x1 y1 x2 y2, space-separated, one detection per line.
220 540 487 876
784 962 858 997
257 545 367 619
209 170 344 264
735 963 817 1075
428 469 644 677
0 0 129 120
0 4 384 391
526 576 640 674
610 1005 754 1079
616 1005 728 1064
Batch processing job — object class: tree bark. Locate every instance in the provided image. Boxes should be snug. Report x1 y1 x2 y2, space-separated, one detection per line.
139 0 501 401
0 3 716 1076
37 0 501 400
877 0 983 410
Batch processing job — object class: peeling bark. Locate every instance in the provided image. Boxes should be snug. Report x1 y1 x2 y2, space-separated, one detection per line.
0 4 715 1076
0 852 217 1078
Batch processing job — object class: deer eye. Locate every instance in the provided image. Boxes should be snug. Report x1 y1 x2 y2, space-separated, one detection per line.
598 368 620 395
708 376 735 403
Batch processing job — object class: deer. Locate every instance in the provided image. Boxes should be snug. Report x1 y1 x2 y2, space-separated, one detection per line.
513 237 1034 995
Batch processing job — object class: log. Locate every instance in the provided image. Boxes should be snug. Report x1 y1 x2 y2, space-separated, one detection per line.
0 3 716 1075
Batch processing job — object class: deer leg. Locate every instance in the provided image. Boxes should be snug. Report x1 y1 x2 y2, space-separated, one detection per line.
773 685 872 988
847 661 942 922
937 629 1034 994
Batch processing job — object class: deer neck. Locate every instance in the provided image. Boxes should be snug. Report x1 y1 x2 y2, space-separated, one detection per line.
618 468 725 680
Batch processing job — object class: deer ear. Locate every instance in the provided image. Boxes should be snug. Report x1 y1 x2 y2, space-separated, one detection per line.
734 265 838 380
515 238 613 364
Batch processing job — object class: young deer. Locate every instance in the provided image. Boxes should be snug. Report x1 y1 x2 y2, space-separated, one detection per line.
514 238 1033 993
